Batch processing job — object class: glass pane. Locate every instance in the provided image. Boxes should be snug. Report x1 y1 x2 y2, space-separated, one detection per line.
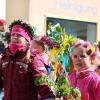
46 17 97 43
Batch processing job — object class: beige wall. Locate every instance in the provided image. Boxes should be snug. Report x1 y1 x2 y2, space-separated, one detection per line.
6 0 100 41
6 0 29 25
29 0 100 41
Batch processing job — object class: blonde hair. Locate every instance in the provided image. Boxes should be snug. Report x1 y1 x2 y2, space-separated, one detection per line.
23 41 32 63
23 49 31 63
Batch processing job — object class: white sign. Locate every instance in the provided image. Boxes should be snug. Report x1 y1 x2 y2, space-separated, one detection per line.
54 0 97 16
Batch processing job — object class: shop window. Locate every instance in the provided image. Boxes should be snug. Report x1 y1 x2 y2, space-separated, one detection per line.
46 17 97 43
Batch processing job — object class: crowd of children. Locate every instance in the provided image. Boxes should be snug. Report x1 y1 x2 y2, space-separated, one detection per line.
0 19 100 100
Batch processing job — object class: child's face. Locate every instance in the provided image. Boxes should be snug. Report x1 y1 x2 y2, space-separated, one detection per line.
31 40 44 53
31 40 39 49
0 25 6 32
71 45 91 72
11 33 27 45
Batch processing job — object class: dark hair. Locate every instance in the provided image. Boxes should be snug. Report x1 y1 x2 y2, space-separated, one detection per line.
97 65 100 70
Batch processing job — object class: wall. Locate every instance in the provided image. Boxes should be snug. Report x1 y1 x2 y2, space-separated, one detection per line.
29 0 100 41
6 0 29 25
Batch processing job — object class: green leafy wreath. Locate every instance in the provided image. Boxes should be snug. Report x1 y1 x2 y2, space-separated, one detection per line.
34 74 81 100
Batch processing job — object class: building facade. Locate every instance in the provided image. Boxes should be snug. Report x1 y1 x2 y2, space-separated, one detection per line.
1 0 100 42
